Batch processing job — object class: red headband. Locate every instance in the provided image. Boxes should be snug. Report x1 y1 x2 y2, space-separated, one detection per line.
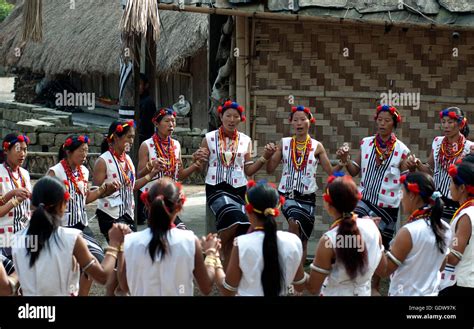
245 180 284 217
448 164 474 194
375 105 402 123
2 135 30 150
217 101 246 122
289 105 316 124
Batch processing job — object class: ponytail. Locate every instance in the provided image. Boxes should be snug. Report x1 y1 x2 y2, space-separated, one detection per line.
27 205 60 267
461 123 470 138
100 138 109 154
429 196 448 254
148 196 173 261
261 215 282 297
335 213 368 280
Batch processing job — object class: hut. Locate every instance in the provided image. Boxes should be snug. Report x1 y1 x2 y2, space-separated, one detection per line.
0 0 209 129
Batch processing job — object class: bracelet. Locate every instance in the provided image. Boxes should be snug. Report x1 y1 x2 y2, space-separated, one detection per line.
214 257 223 269
118 243 125 253
244 161 254 166
10 197 20 207
222 280 238 292
309 263 331 275
204 248 217 255
82 258 97 272
204 257 216 267
258 156 268 164
144 174 152 182
7 277 19 295
105 251 118 260
106 246 119 253
146 161 153 171
292 272 309 285
99 183 107 196
386 251 403 267
450 248 463 261
0 195 5 206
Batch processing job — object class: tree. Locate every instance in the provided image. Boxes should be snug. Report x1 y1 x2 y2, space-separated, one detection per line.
0 0 14 23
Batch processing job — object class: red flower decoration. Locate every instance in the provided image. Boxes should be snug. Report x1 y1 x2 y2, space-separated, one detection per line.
407 182 421 194
279 195 286 206
140 191 149 205
327 176 337 184
448 164 458 177
63 179 69 186
273 208 280 217
172 112 177 117
116 125 124 133
78 136 85 143
64 138 73 147
245 203 254 213
17 135 25 142
126 120 135 128
241 115 246 122
389 107 395 114
400 175 407 184
237 106 244 113
310 118 316 124
448 112 458 120
2 141 9 150
217 106 223 114
224 100 232 108
466 186 474 195
323 193 332 205
64 191 70 201
291 107 297 113
303 108 310 114
247 180 256 188
377 105 383 112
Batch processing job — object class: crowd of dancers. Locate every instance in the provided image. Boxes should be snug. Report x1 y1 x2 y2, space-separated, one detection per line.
0 102 472 296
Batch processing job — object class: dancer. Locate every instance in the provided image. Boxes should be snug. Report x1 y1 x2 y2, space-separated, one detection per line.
199 100 276 269
266 105 338 262
117 177 219 296
382 172 451 296
214 180 306 296
307 172 386 296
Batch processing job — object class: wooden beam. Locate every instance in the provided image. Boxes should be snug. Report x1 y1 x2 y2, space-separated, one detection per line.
157 3 474 32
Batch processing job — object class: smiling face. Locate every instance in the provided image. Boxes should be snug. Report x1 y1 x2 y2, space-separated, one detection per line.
291 111 310 136
376 111 395 136
6 142 27 167
220 108 241 133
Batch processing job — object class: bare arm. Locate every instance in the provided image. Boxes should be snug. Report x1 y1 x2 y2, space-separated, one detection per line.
307 235 333 295
447 214 471 266
244 141 268 177
192 238 215 295
216 244 242 296
92 157 107 187
381 228 413 277
137 141 151 178
117 252 129 294
374 234 387 277
266 141 282 174
0 262 12 296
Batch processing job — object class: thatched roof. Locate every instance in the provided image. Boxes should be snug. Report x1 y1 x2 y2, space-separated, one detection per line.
0 0 208 76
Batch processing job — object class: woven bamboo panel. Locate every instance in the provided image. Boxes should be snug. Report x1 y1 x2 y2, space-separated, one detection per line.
251 20 474 239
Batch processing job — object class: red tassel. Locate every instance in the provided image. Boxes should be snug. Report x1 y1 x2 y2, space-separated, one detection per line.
241 115 246 122
116 125 123 133
400 175 407 184
279 195 286 206
291 107 297 113
310 118 316 124
323 193 332 205
64 191 70 201
407 182 421 194
273 208 280 217
245 203 254 213
247 180 256 188
448 164 458 177
140 191 149 204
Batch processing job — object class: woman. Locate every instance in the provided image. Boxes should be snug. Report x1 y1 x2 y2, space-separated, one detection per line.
214 180 306 296
117 177 218 296
307 172 386 296
94 120 156 241
382 172 451 296
137 107 207 228
411 107 472 223
438 161 474 296
199 100 276 269
0 134 32 260
47 134 122 295
266 105 338 262
11 176 125 296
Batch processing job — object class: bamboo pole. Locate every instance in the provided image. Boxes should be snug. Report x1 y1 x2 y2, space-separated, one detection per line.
157 3 474 32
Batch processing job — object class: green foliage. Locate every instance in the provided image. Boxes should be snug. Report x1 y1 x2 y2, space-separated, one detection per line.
0 0 14 23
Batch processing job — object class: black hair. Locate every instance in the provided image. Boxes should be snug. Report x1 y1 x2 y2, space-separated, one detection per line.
58 135 88 161
0 133 23 163
403 172 448 254
246 182 283 296
140 73 149 84
442 107 469 138
451 162 474 197
143 177 184 262
326 177 368 280
100 120 134 154
375 109 399 129
27 176 67 267
462 154 474 165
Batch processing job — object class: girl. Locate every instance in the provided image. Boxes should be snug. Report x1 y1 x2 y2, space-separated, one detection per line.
307 172 386 296
411 107 472 223
0 134 32 260
12 176 125 296
137 107 208 228
47 134 122 295
438 161 474 296
199 100 276 269
117 177 218 296
266 105 339 262
383 172 451 296
93 120 157 241
214 180 306 296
